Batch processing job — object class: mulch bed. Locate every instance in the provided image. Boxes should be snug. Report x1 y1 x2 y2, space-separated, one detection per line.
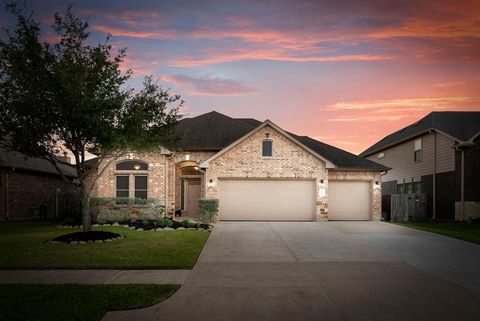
51 231 123 243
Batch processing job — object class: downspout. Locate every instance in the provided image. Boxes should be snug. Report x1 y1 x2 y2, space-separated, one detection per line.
164 152 175 217
5 170 9 221
461 149 465 221
433 131 437 219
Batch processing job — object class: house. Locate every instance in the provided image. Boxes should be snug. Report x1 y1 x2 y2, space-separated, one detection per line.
360 112 480 221
0 148 77 220
94 111 389 221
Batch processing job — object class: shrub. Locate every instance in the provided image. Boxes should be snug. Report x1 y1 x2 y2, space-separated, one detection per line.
142 220 149 226
198 198 219 224
155 218 172 228
182 219 196 228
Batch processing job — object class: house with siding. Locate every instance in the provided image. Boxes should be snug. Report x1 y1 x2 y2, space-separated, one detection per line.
93 111 389 222
360 112 480 221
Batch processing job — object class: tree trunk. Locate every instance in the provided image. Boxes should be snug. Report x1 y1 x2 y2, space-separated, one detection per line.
80 182 92 232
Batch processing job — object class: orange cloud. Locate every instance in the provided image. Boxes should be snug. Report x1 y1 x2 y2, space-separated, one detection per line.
327 97 478 111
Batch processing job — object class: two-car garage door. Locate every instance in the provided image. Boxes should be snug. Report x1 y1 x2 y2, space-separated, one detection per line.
219 179 316 221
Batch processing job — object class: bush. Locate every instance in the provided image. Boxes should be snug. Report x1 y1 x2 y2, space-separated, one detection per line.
155 218 172 228
181 219 197 228
198 199 219 224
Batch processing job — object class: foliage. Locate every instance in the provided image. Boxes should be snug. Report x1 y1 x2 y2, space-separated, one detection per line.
0 284 179 321
0 220 209 269
182 219 197 228
155 218 173 228
198 198 219 224
0 4 182 232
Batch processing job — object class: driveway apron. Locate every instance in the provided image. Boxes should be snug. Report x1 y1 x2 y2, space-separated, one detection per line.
103 222 480 321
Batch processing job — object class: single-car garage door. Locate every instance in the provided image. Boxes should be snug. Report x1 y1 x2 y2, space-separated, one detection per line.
328 181 371 220
219 179 315 221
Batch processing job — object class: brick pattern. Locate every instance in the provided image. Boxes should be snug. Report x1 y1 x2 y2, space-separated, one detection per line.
93 126 383 221
205 125 328 220
0 168 75 220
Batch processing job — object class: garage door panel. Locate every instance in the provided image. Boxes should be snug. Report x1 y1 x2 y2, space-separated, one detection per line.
219 179 315 221
329 181 370 220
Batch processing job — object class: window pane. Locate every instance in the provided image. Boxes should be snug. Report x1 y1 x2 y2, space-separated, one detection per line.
414 150 422 161
135 191 147 199
116 176 129 189
414 138 422 151
262 140 272 156
116 161 148 170
135 176 147 189
116 190 129 198
397 184 404 194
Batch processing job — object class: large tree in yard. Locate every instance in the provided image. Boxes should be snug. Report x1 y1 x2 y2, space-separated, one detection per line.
0 4 182 231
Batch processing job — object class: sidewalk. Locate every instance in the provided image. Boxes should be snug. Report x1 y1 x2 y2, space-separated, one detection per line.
0 270 190 284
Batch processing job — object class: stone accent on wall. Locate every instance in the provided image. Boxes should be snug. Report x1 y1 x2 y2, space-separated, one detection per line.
327 170 382 220
204 125 328 221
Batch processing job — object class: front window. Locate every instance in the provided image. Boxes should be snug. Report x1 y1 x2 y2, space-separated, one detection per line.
134 175 148 199
116 175 129 198
116 160 148 171
414 138 422 162
262 140 273 157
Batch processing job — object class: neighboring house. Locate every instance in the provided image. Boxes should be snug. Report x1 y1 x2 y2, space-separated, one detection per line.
360 112 480 221
94 111 389 221
0 149 77 220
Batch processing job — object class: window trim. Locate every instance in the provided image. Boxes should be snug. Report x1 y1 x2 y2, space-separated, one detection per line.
261 139 273 157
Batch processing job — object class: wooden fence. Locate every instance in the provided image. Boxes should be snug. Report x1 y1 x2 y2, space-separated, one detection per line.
391 193 426 222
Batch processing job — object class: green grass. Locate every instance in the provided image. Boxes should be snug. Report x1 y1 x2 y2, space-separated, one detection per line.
0 284 179 321
0 220 209 269
395 220 480 245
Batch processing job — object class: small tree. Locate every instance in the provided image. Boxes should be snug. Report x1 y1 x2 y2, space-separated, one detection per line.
198 199 219 224
0 4 182 231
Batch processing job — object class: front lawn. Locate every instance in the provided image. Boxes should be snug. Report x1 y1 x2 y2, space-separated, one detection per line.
395 220 480 245
0 220 209 269
0 284 179 321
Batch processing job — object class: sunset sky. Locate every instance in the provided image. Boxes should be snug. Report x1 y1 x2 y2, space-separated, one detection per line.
1 0 479 154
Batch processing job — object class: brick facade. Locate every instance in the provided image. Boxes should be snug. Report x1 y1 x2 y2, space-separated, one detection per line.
0 168 76 220
93 125 382 221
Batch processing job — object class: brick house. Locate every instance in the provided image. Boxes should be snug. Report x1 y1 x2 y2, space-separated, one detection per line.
0 149 77 220
361 112 480 221
94 111 389 221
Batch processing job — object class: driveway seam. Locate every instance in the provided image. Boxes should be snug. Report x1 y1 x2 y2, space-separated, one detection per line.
267 222 347 321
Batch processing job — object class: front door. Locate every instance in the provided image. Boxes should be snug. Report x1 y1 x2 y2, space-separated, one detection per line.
185 179 201 218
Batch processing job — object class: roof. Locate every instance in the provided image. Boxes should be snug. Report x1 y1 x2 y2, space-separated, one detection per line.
177 111 389 171
0 148 77 178
360 112 480 157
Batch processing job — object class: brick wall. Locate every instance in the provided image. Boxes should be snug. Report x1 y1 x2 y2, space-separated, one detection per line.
205 125 329 220
0 168 75 220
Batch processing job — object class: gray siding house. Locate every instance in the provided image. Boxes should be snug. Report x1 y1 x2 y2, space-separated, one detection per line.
360 112 480 221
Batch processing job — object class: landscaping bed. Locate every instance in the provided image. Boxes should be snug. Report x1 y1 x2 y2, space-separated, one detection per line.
50 231 123 244
62 218 211 232
0 284 179 321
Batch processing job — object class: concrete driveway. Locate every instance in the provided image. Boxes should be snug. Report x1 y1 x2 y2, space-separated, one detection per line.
103 222 480 321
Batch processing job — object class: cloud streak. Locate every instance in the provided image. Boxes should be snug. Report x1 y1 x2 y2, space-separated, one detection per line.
160 74 258 96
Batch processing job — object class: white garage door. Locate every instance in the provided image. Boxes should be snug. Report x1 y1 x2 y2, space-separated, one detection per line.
219 179 315 221
328 181 371 220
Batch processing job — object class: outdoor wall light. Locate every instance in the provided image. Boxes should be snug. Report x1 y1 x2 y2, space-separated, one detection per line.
265 132 271 138
194 166 199 170
320 179 324 184
375 181 379 185
185 154 190 161
133 164 141 170
207 179 214 188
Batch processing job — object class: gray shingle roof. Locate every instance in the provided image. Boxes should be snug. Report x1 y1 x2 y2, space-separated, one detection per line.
0 148 77 178
360 112 480 157
177 111 389 171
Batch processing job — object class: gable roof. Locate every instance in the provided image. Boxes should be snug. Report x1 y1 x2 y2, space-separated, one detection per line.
177 111 389 171
0 148 77 178
200 120 336 169
360 112 480 157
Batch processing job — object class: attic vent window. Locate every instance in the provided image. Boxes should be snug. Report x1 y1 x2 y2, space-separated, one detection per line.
262 140 273 157
377 152 385 159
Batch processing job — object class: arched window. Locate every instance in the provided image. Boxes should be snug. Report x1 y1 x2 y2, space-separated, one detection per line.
262 140 273 157
116 160 148 171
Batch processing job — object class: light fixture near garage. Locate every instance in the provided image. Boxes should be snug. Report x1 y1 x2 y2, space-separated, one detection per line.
207 179 214 188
